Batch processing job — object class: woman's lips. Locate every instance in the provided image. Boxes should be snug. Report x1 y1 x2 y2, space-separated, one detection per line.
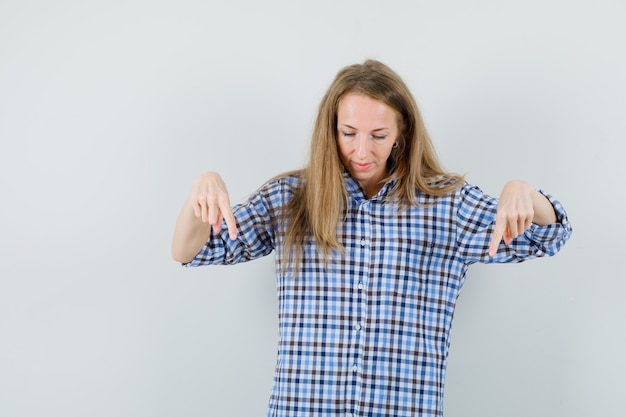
353 162 371 171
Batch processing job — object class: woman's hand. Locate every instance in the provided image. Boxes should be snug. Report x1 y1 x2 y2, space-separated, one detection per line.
171 172 238 263
189 172 238 240
488 180 557 257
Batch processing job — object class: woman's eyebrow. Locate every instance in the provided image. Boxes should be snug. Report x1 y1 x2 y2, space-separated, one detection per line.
338 124 390 131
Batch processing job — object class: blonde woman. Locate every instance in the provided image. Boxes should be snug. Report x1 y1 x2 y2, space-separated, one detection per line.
172 60 571 417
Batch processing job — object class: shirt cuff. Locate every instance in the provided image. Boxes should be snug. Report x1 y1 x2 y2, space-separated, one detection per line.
525 189 573 253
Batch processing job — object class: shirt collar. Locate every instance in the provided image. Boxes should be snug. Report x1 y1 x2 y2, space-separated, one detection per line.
342 172 398 203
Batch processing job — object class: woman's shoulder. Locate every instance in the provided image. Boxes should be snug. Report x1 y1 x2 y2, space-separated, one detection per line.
411 175 467 202
263 169 304 189
413 176 495 208
248 169 304 202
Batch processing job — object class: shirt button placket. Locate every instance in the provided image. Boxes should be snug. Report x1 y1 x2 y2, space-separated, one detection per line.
351 201 371 417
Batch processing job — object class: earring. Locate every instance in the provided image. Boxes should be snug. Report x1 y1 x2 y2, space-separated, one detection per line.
392 142 398 148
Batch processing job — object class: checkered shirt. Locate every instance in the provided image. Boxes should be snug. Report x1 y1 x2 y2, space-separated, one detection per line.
185 173 572 417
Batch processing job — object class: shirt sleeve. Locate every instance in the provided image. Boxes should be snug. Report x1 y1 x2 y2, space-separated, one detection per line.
183 177 289 267
455 183 572 265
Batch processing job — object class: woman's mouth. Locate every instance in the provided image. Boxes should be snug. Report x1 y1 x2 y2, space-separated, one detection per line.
353 162 371 171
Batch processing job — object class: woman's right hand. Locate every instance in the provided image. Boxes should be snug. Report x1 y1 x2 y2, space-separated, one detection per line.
171 172 238 263
188 171 238 240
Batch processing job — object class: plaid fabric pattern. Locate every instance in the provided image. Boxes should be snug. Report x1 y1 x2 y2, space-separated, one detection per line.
186 173 572 417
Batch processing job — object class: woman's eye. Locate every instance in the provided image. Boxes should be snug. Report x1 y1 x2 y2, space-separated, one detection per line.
342 132 356 137
372 135 387 140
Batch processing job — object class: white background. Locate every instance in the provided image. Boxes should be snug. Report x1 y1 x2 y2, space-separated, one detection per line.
1 1 624 416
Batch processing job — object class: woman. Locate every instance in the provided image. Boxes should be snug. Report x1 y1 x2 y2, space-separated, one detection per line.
172 59 571 417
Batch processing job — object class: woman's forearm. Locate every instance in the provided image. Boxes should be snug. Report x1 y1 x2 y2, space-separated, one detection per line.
531 190 558 226
171 199 213 264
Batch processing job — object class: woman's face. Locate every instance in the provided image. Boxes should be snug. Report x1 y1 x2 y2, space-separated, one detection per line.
336 92 399 197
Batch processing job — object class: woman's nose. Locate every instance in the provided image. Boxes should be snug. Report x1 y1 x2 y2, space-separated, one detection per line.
356 137 370 157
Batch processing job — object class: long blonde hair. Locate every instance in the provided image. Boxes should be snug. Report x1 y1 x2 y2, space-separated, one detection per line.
281 59 464 269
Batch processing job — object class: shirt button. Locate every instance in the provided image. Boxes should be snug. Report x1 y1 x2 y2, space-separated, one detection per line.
355 324 361 331
352 365 358 372
357 282 364 290
360 238 366 246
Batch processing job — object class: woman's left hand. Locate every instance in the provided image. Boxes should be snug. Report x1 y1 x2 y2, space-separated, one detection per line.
488 180 556 257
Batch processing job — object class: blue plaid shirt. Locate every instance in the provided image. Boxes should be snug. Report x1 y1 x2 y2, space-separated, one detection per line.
186 173 572 417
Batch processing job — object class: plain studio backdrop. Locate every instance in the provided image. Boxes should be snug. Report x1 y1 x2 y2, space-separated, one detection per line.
0 1 623 416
